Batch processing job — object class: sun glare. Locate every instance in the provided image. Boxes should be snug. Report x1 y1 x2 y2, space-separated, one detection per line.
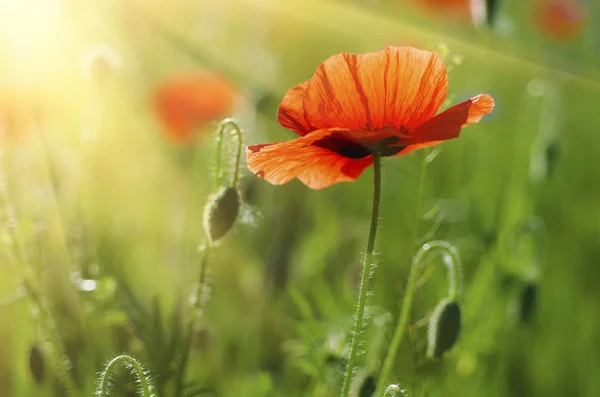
0 0 76 89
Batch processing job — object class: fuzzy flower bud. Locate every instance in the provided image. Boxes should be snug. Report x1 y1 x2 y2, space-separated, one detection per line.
427 299 462 358
203 186 240 242
28 344 44 384
80 44 122 81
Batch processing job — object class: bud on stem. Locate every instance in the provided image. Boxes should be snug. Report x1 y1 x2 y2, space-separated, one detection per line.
427 299 462 358
203 186 240 243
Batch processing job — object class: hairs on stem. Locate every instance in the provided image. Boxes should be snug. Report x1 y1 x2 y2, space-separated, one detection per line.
96 355 156 397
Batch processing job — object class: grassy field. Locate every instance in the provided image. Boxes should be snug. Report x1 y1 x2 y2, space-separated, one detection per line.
1 0 599 396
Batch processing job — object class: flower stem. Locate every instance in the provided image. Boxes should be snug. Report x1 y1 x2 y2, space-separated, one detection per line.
340 153 382 397
375 153 429 396
375 251 420 396
214 119 243 188
97 355 154 397
173 244 210 397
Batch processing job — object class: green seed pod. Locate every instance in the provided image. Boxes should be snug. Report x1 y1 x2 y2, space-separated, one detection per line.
485 0 501 27
203 186 240 242
427 299 462 358
28 344 44 384
80 44 122 81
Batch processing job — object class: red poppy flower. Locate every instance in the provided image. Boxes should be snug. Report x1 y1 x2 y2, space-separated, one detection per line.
535 0 587 40
411 0 484 21
246 46 494 190
153 72 237 143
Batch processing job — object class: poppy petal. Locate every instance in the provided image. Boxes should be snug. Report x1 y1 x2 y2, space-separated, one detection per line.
395 141 445 157
246 129 374 189
277 81 314 136
303 46 448 132
408 94 495 143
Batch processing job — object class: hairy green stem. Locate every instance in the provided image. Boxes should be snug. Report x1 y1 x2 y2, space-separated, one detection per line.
376 241 461 395
375 153 429 396
97 355 154 397
173 119 240 397
340 153 382 397
173 245 210 397
214 119 244 188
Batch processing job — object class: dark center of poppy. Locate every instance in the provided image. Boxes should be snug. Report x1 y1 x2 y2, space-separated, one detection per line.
312 136 371 159
312 133 407 159
310 129 411 159
377 136 406 156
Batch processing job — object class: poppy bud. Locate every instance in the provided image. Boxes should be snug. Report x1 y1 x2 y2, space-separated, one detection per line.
358 374 376 397
485 0 500 26
80 44 122 81
29 344 44 384
519 282 537 324
203 186 240 242
427 299 462 358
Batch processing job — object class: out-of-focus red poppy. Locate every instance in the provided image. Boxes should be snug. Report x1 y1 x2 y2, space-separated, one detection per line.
411 0 484 22
535 0 587 40
153 72 237 143
246 46 494 190
0 90 49 142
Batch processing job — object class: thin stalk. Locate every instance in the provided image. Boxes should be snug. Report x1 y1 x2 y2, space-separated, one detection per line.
376 240 461 396
97 355 154 397
173 245 210 397
214 119 244 188
36 118 97 362
340 153 382 397
232 125 243 187
0 156 79 397
376 250 421 395
173 119 241 397
375 153 429 396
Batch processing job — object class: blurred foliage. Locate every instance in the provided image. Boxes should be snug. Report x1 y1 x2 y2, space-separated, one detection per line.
1 0 600 396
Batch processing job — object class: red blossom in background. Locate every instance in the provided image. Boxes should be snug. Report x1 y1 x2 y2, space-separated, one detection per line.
535 0 587 40
411 0 485 22
153 72 237 143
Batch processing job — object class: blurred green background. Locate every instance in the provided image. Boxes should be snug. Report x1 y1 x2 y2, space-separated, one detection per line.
1 0 599 396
